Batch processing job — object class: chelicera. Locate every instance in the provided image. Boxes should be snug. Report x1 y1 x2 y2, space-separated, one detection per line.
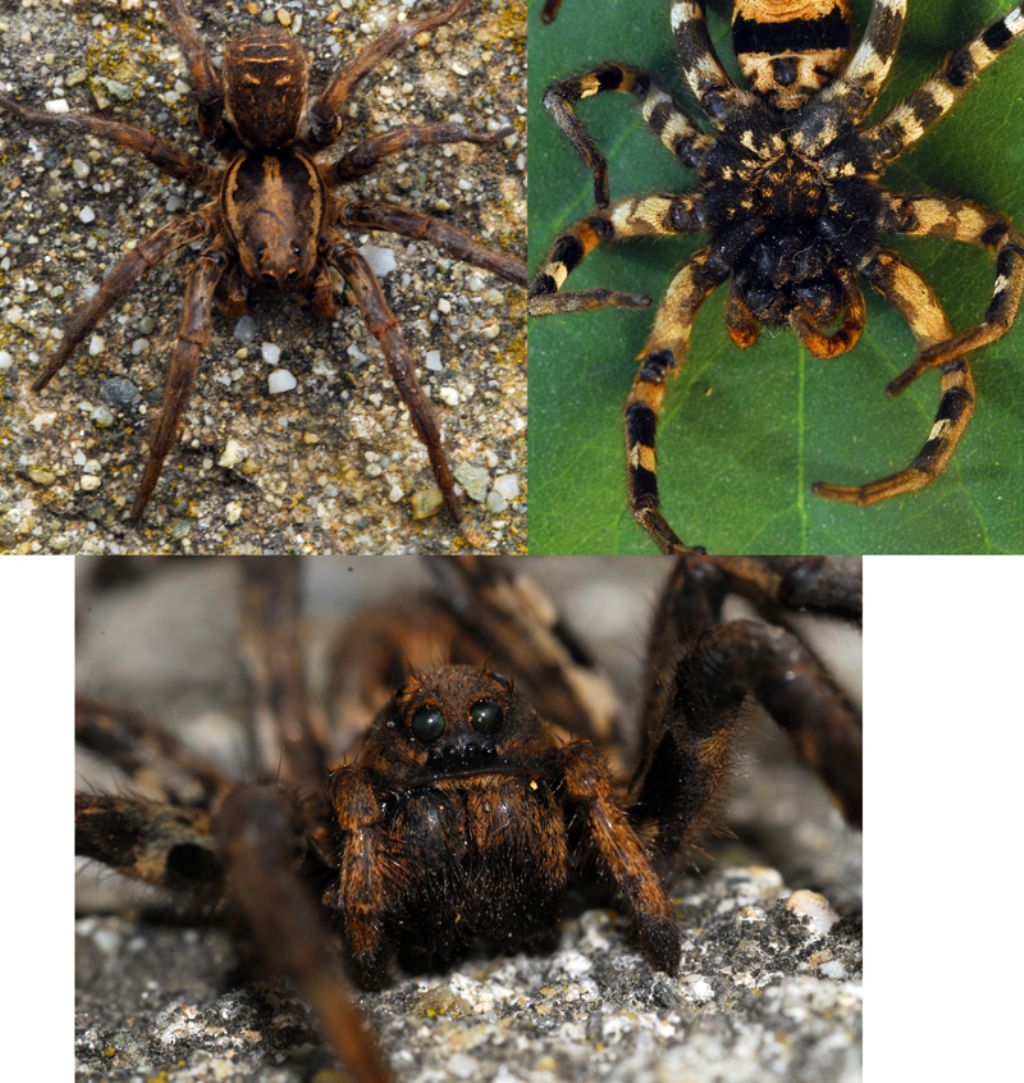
530 0 1024 553
0 0 526 526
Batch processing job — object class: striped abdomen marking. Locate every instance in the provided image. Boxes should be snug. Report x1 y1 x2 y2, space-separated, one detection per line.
221 150 324 287
223 29 309 148
732 0 852 109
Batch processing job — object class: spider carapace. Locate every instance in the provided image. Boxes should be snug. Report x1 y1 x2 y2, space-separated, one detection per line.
530 0 1024 553
0 0 526 528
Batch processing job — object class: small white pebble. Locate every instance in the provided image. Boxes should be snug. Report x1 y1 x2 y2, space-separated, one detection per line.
347 343 368 365
80 474 101 492
486 490 507 514
819 959 846 979
79 206 96 224
358 245 397 278
425 350 443 372
218 439 244 469
493 474 519 500
72 159 90 180
45 98 70 114
388 483 404 503
438 297 452 314
786 889 839 936
447 1053 478 1080
234 315 257 343
0 350 12 370
88 334 104 356
225 501 242 525
131 338 149 356
438 387 460 407
467 274 486 291
261 341 281 365
268 368 297 394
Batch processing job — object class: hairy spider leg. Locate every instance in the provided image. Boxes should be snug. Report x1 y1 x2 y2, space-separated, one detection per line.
329 242 461 522
215 785 392 1083
327 121 513 183
625 247 727 555
336 200 527 285
554 741 681 971
132 248 227 522
789 267 867 358
540 0 563 23
528 193 702 315
0 94 220 193
878 194 1024 384
543 63 713 207
158 0 228 149
239 559 331 794
813 249 976 505
308 0 475 145
76 696 232 807
854 2 1024 170
76 792 222 892
29 208 215 392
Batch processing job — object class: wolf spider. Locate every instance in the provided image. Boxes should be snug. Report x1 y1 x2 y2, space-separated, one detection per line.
76 554 861 1082
0 0 525 528
529 0 1024 554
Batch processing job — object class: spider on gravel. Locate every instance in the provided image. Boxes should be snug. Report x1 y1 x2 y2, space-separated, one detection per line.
529 0 1024 554
0 0 525 529
76 554 861 1082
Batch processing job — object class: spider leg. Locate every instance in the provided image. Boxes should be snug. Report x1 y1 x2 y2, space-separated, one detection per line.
76 696 231 808
528 193 702 315
0 94 219 193
553 741 681 972
308 0 473 146
324 121 513 184
813 248 975 505
76 793 222 892
543 63 712 206
158 0 228 149
328 241 461 523
878 193 1024 387
131 246 227 523
796 0 907 154
214 785 392 1083
540 0 563 23
31 207 214 392
626 247 728 555
789 268 867 358
336 199 526 285
239 559 332 804
671 2 776 151
630 560 862 858
850 3 1024 170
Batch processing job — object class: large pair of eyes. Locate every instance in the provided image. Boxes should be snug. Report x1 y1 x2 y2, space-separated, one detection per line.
254 243 304 259
410 699 504 744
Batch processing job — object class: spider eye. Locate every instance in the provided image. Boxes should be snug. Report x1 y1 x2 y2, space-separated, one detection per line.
491 672 511 689
470 699 503 735
291 243 303 258
411 706 445 743
256 244 267 259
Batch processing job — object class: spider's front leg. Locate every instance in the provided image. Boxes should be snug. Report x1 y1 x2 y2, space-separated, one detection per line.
214 784 392 1083
543 63 712 206
528 193 701 315
336 200 526 285
813 248 976 506
877 194 1024 388
552 742 681 972
327 240 461 523
307 0 475 146
132 245 227 523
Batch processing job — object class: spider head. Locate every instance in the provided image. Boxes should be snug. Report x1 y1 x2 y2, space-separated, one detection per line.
732 0 851 110
224 150 323 289
361 666 548 780
223 28 309 149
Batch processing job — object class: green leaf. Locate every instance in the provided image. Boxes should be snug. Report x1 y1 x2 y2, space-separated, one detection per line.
528 0 1024 554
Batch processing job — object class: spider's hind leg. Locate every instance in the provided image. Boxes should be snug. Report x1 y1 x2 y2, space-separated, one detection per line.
158 0 229 149
878 194 1024 390
813 249 975 505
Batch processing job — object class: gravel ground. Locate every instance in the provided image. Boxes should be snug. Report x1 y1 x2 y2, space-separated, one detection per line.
0 0 526 554
75 557 863 1082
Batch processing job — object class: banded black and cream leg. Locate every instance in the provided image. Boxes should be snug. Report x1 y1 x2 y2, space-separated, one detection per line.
528 193 702 315
878 193 1024 387
813 249 976 505
543 63 712 206
840 2 1024 171
625 247 727 555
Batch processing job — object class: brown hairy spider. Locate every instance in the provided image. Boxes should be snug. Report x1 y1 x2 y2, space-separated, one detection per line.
76 555 861 1082
530 0 1024 553
0 0 525 526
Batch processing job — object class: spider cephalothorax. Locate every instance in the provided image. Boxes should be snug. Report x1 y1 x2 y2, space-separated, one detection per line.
530 0 1024 554
76 555 862 1083
0 0 526 530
